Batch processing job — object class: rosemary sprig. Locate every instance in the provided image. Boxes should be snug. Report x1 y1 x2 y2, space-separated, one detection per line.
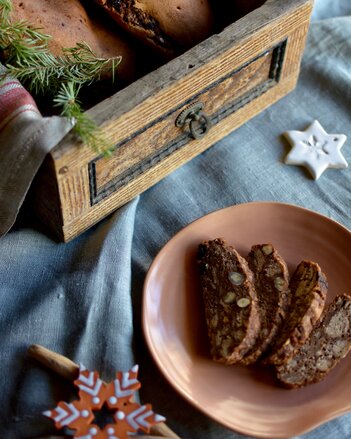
54 82 113 156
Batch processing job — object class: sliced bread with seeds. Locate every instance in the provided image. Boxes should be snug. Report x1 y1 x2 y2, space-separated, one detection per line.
197 238 260 364
276 294 351 388
264 260 328 366
239 243 290 365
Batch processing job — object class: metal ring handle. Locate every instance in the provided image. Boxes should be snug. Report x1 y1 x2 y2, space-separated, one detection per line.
189 112 211 139
175 102 211 140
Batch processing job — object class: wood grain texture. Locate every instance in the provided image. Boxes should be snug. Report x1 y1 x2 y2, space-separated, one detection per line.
93 51 273 195
33 0 314 241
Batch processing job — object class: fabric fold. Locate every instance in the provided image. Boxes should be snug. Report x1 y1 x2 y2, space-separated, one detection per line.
0 65 74 237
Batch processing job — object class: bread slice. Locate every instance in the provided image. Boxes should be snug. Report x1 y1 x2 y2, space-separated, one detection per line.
197 238 260 364
239 244 290 365
264 260 328 366
276 294 351 388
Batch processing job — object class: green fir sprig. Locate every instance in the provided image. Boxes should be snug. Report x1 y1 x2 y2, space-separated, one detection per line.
0 0 51 64
5 42 121 95
0 0 120 154
0 0 12 22
54 82 114 156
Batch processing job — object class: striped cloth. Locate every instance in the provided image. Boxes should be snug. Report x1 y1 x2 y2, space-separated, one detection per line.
0 64 74 237
0 73 40 133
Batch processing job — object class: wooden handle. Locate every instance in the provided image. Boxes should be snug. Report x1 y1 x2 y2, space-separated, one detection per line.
28 344 181 439
150 422 180 438
28 344 79 381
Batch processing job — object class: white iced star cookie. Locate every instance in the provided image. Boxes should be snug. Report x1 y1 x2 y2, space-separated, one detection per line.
284 120 348 180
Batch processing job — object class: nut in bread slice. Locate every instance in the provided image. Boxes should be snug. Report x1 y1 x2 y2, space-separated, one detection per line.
276 294 351 388
240 244 290 365
264 260 328 366
198 238 261 364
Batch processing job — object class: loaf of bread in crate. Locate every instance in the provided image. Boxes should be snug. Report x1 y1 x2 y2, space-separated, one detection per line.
264 260 328 366
197 238 261 364
89 0 214 56
210 0 266 31
276 294 351 388
239 243 290 365
11 0 138 82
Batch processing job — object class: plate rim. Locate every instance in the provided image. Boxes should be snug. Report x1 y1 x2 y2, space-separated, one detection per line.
142 201 351 438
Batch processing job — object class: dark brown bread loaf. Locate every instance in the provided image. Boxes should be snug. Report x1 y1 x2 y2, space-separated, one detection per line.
210 0 266 32
89 0 214 56
239 244 290 365
11 0 139 82
230 0 267 17
264 260 328 366
276 294 351 388
198 238 261 364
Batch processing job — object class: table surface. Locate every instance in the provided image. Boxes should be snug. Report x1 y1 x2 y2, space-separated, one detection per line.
1 0 351 438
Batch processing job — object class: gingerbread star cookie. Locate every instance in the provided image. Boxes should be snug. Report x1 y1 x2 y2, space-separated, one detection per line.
284 120 348 180
43 364 165 438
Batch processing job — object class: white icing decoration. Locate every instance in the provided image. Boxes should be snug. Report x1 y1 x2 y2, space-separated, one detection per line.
122 371 138 389
81 409 90 418
131 364 139 373
113 372 138 398
44 365 155 437
77 370 103 397
55 403 80 426
109 396 117 404
116 410 125 420
284 120 348 179
126 405 153 429
154 414 166 423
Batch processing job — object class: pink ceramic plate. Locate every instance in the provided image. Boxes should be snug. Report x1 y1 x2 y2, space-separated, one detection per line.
142 202 351 438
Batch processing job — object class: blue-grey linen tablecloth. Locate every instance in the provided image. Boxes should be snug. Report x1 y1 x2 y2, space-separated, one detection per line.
1 0 351 437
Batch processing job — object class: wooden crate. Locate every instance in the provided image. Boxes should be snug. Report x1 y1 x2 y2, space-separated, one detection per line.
32 0 313 242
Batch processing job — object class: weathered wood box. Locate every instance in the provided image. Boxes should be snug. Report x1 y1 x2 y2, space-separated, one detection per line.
33 0 313 242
